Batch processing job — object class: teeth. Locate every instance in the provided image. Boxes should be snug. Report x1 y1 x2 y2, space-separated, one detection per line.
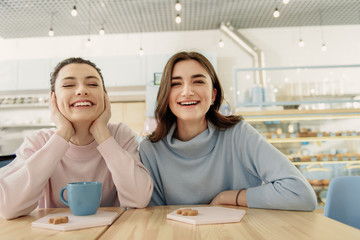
180 101 197 106
73 102 92 107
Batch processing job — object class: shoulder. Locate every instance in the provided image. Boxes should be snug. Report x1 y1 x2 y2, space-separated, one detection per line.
15 128 57 154
24 128 56 142
139 137 158 152
217 120 262 145
220 120 253 135
139 137 168 159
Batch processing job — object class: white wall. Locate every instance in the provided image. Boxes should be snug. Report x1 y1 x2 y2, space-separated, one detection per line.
1 25 360 110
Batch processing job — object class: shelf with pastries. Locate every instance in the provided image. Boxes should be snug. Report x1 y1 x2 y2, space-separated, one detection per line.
239 108 360 122
261 130 360 143
266 135 360 143
287 153 360 165
293 160 360 166
0 103 49 109
0 123 54 129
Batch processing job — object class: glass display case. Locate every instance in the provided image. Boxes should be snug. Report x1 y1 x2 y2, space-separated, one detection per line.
239 109 360 207
234 64 360 111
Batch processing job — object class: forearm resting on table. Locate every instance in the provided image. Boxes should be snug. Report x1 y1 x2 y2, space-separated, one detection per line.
211 189 247 206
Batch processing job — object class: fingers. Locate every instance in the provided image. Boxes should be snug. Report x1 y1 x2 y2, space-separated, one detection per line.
49 91 54 109
103 93 112 117
104 93 111 110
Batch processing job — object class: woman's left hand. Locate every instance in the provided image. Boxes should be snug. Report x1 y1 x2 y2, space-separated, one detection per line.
210 189 247 206
89 93 112 144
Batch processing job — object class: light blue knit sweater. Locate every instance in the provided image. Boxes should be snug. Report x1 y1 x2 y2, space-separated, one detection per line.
140 120 317 211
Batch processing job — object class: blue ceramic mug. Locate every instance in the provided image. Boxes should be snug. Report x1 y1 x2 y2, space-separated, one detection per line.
60 181 102 216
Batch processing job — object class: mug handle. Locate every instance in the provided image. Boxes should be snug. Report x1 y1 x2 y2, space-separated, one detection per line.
60 187 69 206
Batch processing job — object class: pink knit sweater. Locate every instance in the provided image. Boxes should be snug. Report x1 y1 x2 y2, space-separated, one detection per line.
0 122 153 219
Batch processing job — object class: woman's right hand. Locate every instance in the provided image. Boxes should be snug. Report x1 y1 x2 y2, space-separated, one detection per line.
49 92 74 142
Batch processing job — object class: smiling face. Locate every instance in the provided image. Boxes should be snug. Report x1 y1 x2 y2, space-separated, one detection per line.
169 59 217 125
54 63 105 124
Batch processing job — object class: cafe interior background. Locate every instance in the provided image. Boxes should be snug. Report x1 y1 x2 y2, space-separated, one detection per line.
0 0 359 209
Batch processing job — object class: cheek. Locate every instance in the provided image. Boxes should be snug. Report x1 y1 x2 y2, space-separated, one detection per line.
168 92 177 107
54 91 67 110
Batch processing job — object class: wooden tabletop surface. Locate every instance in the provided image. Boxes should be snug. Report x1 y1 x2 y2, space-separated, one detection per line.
0 207 125 240
1 205 359 240
100 205 360 240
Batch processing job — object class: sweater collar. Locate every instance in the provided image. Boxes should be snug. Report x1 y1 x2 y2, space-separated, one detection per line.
66 140 98 160
165 121 217 158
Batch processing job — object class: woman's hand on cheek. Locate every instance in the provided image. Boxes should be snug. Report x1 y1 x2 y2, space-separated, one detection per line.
89 93 112 144
49 92 75 142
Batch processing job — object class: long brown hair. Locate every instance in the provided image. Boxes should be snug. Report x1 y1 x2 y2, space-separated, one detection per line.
148 51 242 142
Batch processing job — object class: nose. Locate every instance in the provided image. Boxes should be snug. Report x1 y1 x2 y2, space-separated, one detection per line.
75 84 89 96
181 83 194 97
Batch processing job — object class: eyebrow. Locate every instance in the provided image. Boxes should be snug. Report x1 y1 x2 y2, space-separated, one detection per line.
171 74 206 80
62 76 100 81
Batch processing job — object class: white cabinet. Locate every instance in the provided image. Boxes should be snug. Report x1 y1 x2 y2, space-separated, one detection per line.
0 60 18 90
18 59 52 90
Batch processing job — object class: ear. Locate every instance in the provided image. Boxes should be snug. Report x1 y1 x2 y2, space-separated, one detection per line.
212 88 217 103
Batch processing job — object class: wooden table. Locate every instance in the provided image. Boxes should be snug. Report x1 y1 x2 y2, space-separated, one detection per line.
0 207 125 240
100 205 360 240
0 206 359 240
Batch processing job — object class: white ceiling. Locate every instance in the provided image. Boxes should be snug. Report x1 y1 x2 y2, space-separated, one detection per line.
0 0 359 39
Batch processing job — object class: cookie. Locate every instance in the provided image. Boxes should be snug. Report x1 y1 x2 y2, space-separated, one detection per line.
176 208 198 216
48 216 69 224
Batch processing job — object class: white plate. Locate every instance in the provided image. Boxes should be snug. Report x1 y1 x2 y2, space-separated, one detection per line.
32 211 119 231
167 206 246 225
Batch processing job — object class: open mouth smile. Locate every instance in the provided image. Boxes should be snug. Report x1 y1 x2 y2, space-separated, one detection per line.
178 101 199 106
71 101 94 107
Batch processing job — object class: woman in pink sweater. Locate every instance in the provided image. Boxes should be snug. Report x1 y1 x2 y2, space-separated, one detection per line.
0 58 153 219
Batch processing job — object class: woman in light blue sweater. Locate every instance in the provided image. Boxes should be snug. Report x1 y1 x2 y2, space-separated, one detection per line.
140 51 317 211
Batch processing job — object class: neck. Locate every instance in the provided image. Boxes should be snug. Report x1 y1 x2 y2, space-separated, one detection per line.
70 122 95 146
175 118 208 141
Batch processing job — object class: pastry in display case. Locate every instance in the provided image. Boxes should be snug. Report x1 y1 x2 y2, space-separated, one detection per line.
341 163 360 176
302 164 332 206
239 108 360 207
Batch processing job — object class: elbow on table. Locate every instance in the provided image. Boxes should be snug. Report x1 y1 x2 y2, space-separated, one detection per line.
122 187 153 209
303 189 317 211
0 201 37 220
122 198 150 209
291 188 317 211
0 207 23 220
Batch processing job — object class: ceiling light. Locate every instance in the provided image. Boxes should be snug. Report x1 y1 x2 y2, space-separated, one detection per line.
87 38 91 46
48 28 54 37
175 14 181 24
320 23 327 52
49 12 55 37
321 43 327 51
273 8 280 18
138 47 144 56
298 39 305 47
99 27 105 35
71 5 78 16
283 0 289 4
218 39 224 48
175 0 182 11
